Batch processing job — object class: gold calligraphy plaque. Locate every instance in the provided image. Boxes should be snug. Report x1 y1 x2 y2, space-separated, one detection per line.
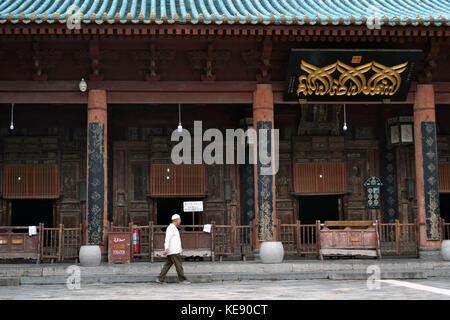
284 49 421 101
297 60 408 97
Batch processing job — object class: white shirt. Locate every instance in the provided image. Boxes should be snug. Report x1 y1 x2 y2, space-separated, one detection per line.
164 223 182 255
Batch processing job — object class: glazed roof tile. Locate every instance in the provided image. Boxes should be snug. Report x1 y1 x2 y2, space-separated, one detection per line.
0 0 448 26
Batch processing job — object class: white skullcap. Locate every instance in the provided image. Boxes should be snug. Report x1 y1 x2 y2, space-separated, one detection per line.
171 214 181 221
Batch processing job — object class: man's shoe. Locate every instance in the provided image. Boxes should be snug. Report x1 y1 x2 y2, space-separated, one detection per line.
155 278 164 284
180 280 191 284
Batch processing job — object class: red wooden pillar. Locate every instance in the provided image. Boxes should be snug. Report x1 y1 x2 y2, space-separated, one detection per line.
252 84 277 249
86 89 108 250
413 84 441 254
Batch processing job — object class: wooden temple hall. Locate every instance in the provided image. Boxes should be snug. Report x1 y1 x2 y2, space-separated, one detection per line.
0 0 449 262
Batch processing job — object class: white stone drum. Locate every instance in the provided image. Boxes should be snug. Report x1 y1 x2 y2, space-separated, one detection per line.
79 245 102 267
260 241 284 264
441 240 450 261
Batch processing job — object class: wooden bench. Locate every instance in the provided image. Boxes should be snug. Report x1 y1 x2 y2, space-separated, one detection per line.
318 220 381 260
0 226 42 263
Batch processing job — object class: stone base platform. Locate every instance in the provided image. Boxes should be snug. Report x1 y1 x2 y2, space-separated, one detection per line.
0 259 449 285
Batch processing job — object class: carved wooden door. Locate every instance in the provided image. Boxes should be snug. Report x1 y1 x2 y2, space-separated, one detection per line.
113 141 152 226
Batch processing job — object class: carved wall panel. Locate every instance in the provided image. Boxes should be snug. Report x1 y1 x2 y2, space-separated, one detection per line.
113 141 151 226
61 163 78 201
203 210 226 225
59 161 82 227
275 160 295 223
206 165 224 202
396 146 417 223
345 143 380 221
292 135 379 221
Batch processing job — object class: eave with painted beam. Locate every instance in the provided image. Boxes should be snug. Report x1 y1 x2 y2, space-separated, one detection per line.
0 81 450 105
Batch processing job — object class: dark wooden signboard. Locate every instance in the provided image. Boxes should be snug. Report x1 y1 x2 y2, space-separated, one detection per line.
108 232 131 264
284 49 421 101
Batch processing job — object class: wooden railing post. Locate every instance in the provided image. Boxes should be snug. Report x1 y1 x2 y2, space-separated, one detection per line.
250 219 254 256
211 221 216 262
58 224 63 262
375 220 381 259
315 220 321 258
231 223 235 257
39 223 44 263
148 220 153 258
296 220 301 256
395 219 401 256
415 219 419 257
79 224 83 260
277 218 282 242
150 221 154 263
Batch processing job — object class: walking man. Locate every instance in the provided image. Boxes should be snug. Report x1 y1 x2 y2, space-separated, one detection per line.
156 214 190 284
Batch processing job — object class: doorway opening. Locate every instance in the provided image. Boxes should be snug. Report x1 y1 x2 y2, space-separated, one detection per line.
440 193 450 222
156 198 200 226
11 199 54 227
298 195 340 224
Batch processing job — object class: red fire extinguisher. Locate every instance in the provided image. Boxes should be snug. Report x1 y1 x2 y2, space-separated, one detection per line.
132 224 141 256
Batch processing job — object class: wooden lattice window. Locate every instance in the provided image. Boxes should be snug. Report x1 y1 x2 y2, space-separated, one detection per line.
2 165 60 199
293 162 347 195
439 162 450 193
150 164 205 197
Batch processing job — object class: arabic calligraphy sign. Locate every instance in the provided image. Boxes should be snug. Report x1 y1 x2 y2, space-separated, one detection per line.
284 49 421 101
108 232 131 264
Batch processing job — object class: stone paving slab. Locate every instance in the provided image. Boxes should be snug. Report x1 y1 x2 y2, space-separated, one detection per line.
1 278 450 300
328 271 427 280
0 278 20 286
0 259 449 281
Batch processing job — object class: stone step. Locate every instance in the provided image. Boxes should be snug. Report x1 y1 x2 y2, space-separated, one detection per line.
20 274 213 285
328 271 427 280
0 278 20 286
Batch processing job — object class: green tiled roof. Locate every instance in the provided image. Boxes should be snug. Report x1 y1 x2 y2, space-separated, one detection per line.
0 0 448 26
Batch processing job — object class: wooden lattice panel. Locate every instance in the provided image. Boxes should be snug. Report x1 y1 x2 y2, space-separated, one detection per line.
439 162 450 193
150 164 205 197
2 165 60 199
293 162 347 195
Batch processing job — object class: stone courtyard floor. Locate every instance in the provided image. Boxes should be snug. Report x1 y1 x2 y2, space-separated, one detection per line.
0 278 450 300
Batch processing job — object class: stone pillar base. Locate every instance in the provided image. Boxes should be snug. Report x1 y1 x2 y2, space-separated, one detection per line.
441 240 450 261
79 245 102 267
419 246 442 261
259 241 284 264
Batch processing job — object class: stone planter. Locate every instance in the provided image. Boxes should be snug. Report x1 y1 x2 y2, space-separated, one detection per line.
260 241 284 264
79 245 102 267
441 240 450 261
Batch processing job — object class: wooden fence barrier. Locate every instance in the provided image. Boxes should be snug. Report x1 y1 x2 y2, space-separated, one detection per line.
41 224 82 262
5 217 447 263
0 225 42 262
378 220 418 257
276 220 319 256
150 224 215 261
117 221 252 261
213 222 253 260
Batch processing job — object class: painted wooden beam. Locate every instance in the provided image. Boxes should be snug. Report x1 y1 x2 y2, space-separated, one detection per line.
0 81 449 105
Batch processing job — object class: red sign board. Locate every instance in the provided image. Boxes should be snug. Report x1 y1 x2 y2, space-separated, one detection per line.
108 232 131 264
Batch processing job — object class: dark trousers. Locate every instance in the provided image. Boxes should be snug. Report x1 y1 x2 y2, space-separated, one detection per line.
158 254 186 281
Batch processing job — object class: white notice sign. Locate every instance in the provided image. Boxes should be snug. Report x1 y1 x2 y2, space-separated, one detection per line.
203 224 212 233
183 201 203 212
